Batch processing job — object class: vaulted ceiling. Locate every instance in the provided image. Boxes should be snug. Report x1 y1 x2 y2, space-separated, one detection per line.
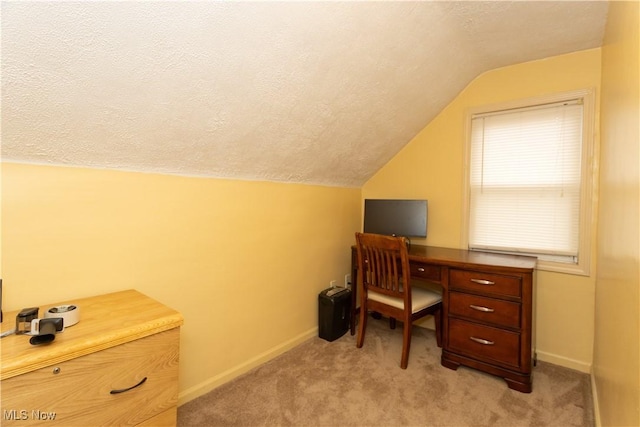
1 1 609 187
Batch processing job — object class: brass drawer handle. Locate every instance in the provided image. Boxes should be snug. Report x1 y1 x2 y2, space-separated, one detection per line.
470 336 495 346
417 267 425 272
470 304 494 313
470 278 495 285
110 377 147 394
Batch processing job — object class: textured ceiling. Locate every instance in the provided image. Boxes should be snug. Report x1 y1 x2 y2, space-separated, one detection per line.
1 1 609 187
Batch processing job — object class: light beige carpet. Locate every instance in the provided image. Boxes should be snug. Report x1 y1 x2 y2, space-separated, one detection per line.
178 317 594 426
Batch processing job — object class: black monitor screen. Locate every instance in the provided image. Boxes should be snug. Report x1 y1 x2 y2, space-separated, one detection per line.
363 199 428 238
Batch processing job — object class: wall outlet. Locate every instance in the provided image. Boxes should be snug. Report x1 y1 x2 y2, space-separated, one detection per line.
344 274 351 288
330 280 337 288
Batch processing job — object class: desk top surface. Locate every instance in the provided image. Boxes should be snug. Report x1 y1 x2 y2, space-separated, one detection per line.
1 289 183 380
354 244 537 272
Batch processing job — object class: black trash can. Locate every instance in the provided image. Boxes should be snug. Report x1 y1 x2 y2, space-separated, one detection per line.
318 287 351 342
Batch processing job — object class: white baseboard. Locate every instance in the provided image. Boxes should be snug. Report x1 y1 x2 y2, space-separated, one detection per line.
590 369 602 427
178 327 318 406
535 350 591 373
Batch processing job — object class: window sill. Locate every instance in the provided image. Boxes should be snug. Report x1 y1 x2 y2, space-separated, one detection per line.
534 259 590 276
469 248 590 276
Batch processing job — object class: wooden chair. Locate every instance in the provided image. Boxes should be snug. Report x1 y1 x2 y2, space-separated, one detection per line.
355 232 442 369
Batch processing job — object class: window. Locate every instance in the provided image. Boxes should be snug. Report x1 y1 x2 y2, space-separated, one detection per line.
464 89 596 275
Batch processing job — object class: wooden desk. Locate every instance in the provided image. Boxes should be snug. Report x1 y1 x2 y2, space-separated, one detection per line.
1 290 183 426
351 245 537 393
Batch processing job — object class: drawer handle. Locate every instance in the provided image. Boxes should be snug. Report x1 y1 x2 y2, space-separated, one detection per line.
470 304 494 313
470 278 495 285
470 336 495 346
417 267 425 272
110 377 147 395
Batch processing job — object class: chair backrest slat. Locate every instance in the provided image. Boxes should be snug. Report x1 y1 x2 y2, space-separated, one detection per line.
355 232 411 304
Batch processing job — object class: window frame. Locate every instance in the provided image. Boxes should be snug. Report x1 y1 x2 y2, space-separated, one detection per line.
461 89 597 276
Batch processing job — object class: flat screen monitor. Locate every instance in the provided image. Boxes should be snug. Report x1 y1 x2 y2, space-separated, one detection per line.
363 199 428 238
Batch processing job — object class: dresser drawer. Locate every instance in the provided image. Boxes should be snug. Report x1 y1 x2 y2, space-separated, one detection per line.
2 328 179 426
410 262 442 283
449 291 520 329
448 318 521 369
449 269 521 299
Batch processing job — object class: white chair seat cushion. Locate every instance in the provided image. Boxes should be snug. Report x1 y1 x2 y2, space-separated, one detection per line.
368 287 442 313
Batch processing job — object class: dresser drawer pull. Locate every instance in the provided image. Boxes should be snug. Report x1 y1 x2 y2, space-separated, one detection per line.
110 377 148 394
469 304 494 313
469 336 495 346
417 267 425 272
470 278 495 285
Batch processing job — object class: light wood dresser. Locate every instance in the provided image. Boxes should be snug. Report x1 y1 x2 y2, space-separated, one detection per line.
1 290 183 426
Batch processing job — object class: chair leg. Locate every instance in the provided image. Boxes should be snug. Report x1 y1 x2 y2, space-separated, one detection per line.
435 307 442 348
400 319 412 369
356 301 368 349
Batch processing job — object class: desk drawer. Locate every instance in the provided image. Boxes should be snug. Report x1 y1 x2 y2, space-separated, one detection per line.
448 318 520 369
410 263 441 282
2 328 179 426
449 269 521 299
449 292 520 329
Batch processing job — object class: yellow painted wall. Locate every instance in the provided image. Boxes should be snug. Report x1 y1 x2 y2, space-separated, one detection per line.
1 163 361 403
594 1 640 425
364 48 602 372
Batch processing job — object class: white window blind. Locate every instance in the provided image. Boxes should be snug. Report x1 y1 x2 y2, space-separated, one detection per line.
469 100 583 262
